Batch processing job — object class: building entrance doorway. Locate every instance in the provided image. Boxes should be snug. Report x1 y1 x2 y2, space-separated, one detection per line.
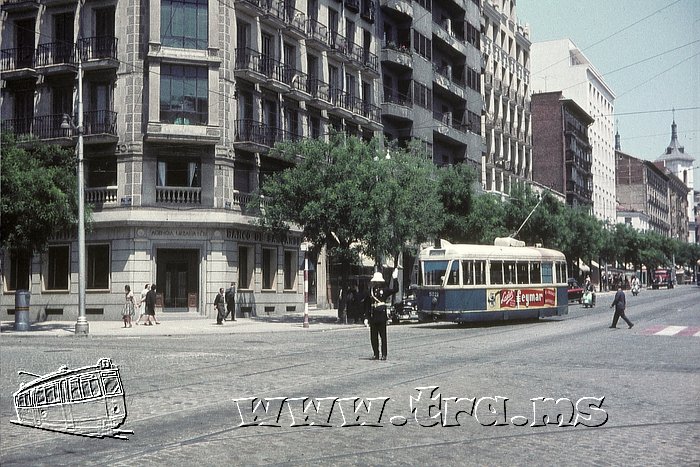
156 249 199 311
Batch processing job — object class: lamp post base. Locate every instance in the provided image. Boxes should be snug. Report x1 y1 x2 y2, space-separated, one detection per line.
75 318 89 336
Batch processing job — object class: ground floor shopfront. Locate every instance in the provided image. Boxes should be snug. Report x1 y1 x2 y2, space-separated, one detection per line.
0 216 329 322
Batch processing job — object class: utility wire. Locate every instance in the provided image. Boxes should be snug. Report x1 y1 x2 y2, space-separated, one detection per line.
531 0 683 78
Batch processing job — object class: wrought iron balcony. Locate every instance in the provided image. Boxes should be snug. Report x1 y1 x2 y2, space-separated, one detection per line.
2 111 118 141
0 46 35 71
363 50 379 74
360 0 375 22
305 18 331 50
306 78 332 109
345 0 360 13
78 36 118 62
35 42 75 67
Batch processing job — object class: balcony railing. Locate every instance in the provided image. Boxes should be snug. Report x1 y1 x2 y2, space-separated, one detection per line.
383 91 412 107
363 50 379 73
307 78 331 102
305 18 330 48
233 119 300 148
85 186 118 205
2 111 118 140
347 41 364 65
345 0 360 12
156 186 202 204
362 101 381 122
360 1 376 22
35 42 75 67
329 32 349 56
78 36 118 61
0 46 35 71
234 47 263 73
83 110 118 135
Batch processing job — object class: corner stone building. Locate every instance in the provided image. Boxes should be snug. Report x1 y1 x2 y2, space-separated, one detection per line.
1 0 395 320
1 0 492 322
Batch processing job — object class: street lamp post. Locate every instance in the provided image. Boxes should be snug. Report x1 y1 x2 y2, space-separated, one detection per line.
62 54 88 336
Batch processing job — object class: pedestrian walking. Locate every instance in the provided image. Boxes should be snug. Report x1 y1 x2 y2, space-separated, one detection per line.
134 283 150 325
122 285 135 328
214 287 226 325
144 284 159 325
224 282 237 321
363 268 399 360
610 285 634 329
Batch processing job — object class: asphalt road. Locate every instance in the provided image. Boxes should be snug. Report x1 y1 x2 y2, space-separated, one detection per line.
1 286 698 466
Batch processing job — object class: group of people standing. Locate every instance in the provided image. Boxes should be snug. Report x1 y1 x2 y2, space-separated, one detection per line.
122 283 159 327
214 282 237 325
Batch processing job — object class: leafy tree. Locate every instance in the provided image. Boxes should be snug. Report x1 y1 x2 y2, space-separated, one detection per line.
358 140 443 267
435 162 478 243
257 134 443 285
461 193 508 244
1 134 79 254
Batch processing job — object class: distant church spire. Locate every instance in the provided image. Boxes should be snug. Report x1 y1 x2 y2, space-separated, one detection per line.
614 129 620 151
666 109 684 155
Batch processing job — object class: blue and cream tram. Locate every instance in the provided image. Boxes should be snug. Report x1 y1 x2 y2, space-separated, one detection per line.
12 358 131 439
415 238 569 323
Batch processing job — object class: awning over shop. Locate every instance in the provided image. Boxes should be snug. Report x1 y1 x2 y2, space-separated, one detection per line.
578 259 590 273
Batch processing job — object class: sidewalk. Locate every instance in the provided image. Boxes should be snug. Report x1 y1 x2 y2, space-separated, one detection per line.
0 307 365 337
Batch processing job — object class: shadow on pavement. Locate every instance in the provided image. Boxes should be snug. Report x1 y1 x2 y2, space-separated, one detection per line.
1 322 76 333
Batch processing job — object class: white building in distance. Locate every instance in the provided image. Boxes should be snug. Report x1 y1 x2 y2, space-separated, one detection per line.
530 39 616 223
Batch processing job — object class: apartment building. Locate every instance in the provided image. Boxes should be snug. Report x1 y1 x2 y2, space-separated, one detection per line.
379 0 483 168
531 91 593 209
615 151 670 237
530 39 616 223
480 0 532 197
0 0 384 320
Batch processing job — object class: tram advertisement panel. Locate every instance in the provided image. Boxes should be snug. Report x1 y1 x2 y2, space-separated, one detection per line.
486 287 557 311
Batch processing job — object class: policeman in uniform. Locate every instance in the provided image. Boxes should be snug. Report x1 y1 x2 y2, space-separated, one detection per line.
364 268 399 360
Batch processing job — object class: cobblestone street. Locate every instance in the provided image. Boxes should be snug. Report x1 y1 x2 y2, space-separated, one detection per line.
1 286 698 465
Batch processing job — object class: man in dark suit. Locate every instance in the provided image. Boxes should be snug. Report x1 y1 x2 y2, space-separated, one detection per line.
214 288 226 325
610 285 633 329
364 268 399 360
224 282 237 321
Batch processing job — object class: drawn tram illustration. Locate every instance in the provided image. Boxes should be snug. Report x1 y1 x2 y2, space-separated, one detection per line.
11 358 133 439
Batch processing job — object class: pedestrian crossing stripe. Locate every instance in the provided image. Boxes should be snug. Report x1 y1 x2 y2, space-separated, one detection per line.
641 325 700 336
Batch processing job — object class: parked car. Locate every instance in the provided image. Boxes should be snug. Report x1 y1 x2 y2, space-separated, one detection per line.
567 278 584 303
390 292 419 324
651 268 674 289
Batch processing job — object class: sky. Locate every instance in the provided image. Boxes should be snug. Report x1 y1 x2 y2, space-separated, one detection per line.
516 0 700 187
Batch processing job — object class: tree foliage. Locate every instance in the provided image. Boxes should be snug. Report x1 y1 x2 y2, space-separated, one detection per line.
258 135 442 276
257 134 700 281
1 134 79 253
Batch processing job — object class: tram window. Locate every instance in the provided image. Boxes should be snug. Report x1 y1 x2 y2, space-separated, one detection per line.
504 261 516 284
423 260 448 286
557 262 567 283
462 260 472 284
103 375 122 396
45 384 59 404
490 261 504 285
17 393 30 407
34 388 46 406
69 378 82 401
542 262 553 284
474 261 486 285
446 261 459 285
516 262 529 284
81 375 103 399
530 262 541 284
